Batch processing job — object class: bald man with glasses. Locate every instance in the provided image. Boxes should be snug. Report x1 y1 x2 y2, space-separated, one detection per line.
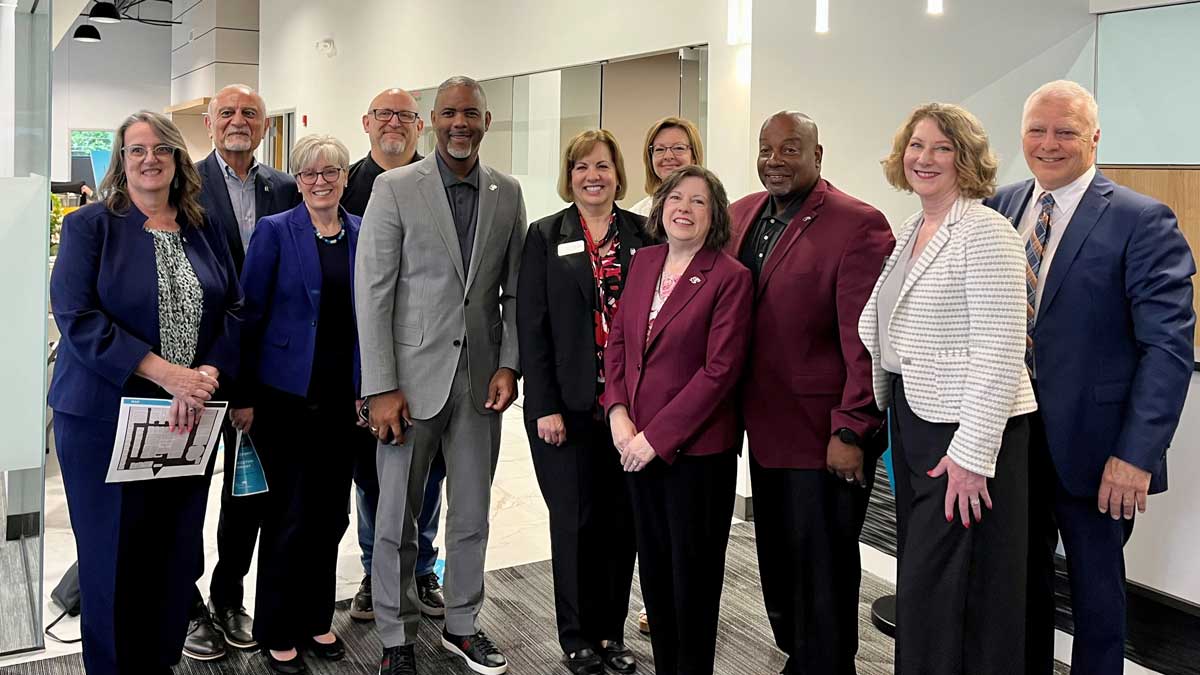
340 88 448 626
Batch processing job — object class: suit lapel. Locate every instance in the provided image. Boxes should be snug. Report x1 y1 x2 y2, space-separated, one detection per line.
1038 173 1112 319
646 248 718 352
1006 180 1037 226
416 160 466 285
730 192 769 255
465 165 498 290
895 196 973 306
616 209 645 272
757 181 828 295
204 153 241 254
627 246 662 362
287 204 322 310
559 206 595 305
255 168 274 220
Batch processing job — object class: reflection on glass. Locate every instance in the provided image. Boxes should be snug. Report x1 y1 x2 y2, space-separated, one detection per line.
408 51 704 224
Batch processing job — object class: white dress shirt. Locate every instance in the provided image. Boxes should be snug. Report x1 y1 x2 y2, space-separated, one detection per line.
1017 164 1096 316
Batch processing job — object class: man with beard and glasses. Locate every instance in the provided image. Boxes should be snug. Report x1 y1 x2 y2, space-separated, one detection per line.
186 83 299 663
340 88 449 625
357 75 526 675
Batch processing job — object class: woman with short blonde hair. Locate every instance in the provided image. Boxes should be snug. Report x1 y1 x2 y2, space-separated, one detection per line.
233 132 368 673
861 103 1035 674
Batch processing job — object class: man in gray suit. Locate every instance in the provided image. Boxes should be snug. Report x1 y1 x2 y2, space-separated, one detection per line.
356 75 525 675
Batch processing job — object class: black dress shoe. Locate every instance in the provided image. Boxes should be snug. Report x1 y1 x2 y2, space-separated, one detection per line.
264 648 308 674
182 604 227 661
599 641 637 674
305 634 345 661
380 644 417 675
350 573 374 621
209 599 256 649
564 648 603 675
416 571 446 617
442 627 507 674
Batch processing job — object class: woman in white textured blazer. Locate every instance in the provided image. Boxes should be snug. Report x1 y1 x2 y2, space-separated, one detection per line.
860 103 1037 675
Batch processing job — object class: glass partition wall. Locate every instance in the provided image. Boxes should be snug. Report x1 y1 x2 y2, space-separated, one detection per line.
0 0 51 658
414 47 707 223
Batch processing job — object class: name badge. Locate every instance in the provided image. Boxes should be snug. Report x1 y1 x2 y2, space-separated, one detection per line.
558 240 586 257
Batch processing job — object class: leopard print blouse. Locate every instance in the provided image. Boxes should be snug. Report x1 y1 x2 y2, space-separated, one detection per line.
147 228 203 367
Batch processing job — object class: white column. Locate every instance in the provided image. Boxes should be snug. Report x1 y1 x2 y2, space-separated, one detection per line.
0 0 18 177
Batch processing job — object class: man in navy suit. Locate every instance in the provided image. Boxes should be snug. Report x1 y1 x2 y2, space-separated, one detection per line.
985 80 1195 675
186 83 300 661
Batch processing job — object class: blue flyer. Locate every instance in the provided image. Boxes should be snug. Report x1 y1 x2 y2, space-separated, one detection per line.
231 431 269 497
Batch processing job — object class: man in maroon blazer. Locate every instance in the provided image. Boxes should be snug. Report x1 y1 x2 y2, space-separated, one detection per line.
728 112 894 675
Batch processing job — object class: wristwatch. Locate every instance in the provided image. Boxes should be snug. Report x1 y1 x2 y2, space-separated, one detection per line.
834 427 861 446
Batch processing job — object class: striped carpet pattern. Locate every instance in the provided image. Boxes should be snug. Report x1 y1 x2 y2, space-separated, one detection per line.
5 522 907 675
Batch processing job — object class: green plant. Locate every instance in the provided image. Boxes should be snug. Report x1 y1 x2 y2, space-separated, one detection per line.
49 193 63 256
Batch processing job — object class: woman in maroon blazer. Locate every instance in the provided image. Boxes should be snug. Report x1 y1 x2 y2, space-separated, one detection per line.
603 165 753 675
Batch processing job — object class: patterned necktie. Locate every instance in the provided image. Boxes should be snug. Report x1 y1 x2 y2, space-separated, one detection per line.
1024 192 1055 370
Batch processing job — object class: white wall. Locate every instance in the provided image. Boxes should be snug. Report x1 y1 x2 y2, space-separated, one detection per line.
51 15 172 180
257 0 755 197
1125 374 1200 605
752 0 1095 227
1091 0 1198 13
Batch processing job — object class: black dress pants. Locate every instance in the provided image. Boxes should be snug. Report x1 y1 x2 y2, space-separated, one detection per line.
626 450 736 675
192 420 267 613
750 454 876 675
528 412 637 654
890 375 1030 675
251 387 358 650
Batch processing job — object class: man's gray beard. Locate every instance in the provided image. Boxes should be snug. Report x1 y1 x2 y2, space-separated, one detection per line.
222 135 252 152
380 138 407 156
447 143 473 160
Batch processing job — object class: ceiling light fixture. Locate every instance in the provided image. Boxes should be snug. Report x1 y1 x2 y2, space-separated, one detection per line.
88 1 122 24
815 0 830 33
72 24 102 42
927 0 944 15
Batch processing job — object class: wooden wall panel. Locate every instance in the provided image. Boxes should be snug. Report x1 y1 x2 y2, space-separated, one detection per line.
1099 165 1200 347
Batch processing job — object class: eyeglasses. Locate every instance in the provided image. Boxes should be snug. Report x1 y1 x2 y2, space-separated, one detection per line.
650 143 692 158
123 144 176 160
370 109 420 124
296 167 344 185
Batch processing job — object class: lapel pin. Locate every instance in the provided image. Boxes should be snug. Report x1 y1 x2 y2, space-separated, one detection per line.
489 184 498 191
803 216 812 221
689 276 701 284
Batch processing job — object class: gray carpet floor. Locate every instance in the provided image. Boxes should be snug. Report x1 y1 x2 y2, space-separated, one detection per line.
1 521 1070 674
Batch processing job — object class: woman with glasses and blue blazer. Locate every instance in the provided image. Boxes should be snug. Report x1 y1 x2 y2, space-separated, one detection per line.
228 134 369 674
49 111 243 675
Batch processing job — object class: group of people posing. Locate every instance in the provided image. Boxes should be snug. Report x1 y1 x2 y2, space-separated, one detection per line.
47 73 1194 675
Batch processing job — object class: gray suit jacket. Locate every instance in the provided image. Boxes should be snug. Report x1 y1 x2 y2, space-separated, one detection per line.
355 153 526 418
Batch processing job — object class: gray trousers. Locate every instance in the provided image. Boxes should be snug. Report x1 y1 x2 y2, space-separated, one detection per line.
372 357 502 647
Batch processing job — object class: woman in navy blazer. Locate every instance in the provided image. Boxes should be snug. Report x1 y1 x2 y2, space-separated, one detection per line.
48 111 242 675
225 133 362 667
603 165 753 675
228 134 368 673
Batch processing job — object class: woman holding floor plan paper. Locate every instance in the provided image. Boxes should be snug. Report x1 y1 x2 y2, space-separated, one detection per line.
47 109 243 675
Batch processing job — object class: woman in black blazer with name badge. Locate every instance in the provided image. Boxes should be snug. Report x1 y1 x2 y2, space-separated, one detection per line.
518 129 648 675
